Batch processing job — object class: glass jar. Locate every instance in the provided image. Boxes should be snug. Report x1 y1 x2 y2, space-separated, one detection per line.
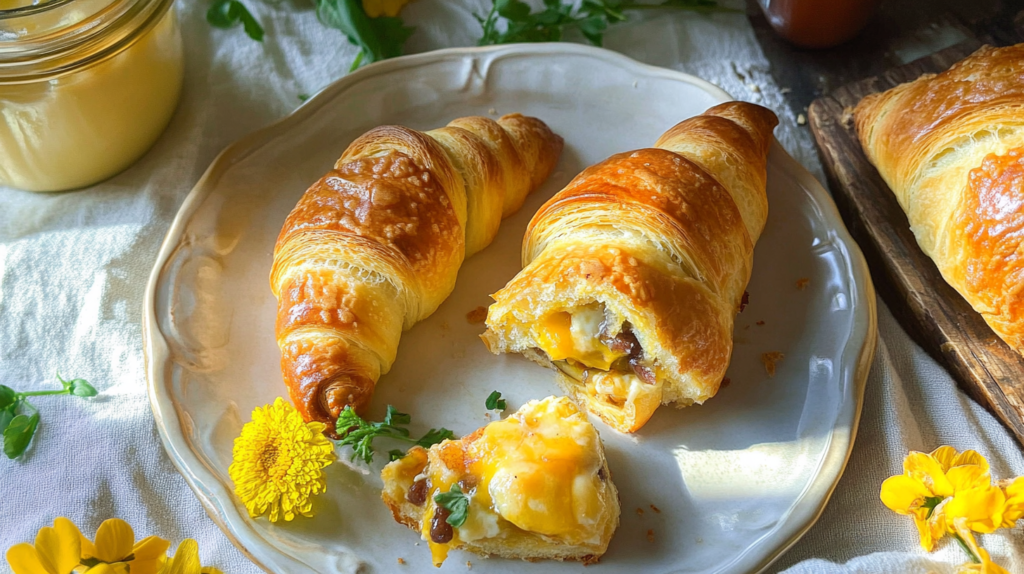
759 0 881 49
0 0 184 191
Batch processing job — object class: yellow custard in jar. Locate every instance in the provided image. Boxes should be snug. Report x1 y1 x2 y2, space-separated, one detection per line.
0 0 183 191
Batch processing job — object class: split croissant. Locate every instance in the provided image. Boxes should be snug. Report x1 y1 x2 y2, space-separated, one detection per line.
483 102 778 433
855 44 1024 353
271 114 563 431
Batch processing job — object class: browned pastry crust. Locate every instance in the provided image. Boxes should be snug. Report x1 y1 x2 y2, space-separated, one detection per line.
271 115 563 431
483 102 778 433
855 44 1024 353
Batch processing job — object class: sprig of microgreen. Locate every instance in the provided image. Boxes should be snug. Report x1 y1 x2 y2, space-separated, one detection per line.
434 483 470 527
0 373 97 459
206 0 265 42
335 405 455 464
476 0 739 47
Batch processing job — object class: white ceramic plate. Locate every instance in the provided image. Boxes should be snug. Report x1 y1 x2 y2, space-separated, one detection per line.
144 44 877 574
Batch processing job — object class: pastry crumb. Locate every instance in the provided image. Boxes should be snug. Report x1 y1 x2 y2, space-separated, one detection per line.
756 320 765 326
632 80 638 88
488 108 497 115
440 320 450 331
797 113 806 125
720 377 731 389
739 291 750 312
636 507 644 516
484 412 492 419
397 558 405 565
466 306 488 324
696 537 704 543
646 529 655 542
796 277 810 290
466 561 473 569
780 86 791 94
650 504 661 513
762 352 784 377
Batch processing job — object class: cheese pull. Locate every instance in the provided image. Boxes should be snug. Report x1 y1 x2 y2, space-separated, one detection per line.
380 396 620 566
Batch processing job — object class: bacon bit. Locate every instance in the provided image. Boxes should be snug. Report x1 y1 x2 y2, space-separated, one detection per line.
397 558 405 565
466 306 488 324
739 291 750 312
756 320 765 326
466 561 473 569
796 278 810 290
720 377 731 388
650 504 661 513
636 507 644 516
761 352 785 377
646 529 655 542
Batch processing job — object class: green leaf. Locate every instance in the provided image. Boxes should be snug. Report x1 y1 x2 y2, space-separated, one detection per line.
314 0 414 70
298 93 310 101
0 407 16 435
384 405 411 426
0 385 16 410
69 379 97 398
496 0 531 21
485 391 506 411
388 449 405 461
207 0 265 42
434 484 470 527
4 413 39 459
577 15 607 45
415 428 454 449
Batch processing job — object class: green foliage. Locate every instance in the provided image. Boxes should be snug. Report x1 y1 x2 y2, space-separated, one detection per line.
485 390 506 411
0 373 97 460
313 0 415 70
207 0 266 42
434 483 470 527
335 405 455 464
477 0 737 47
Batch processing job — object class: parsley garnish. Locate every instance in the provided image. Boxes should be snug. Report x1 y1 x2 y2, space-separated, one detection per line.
206 0 265 42
335 405 455 464
476 0 738 47
434 484 470 528
485 390 506 411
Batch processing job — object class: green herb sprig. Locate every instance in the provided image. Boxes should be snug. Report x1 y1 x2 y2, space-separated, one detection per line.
0 374 97 459
335 405 454 464
477 0 739 47
434 483 470 527
314 0 415 71
207 0 266 42
485 390 506 411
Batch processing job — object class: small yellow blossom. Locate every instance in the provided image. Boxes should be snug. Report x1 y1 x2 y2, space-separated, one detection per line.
161 539 223 574
880 446 1003 550
6 518 82 574
998 476 1024 527
362 0 413 18
79 518 170 574
229 397 335 522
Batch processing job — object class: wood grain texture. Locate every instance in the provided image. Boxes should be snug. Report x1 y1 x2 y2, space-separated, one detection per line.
808 37 1024 447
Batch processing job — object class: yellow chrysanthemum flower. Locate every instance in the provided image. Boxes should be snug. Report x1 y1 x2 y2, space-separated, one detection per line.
79 518 170 574
6 518 82 574
880 446 1004 551
998 476 1024 528
362 0 413 18
229 397 335 522
161 539 223 574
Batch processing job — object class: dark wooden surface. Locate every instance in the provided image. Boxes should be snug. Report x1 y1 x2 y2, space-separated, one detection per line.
804 38 1024 447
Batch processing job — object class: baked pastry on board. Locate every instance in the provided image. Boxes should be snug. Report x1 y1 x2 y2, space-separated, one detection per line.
271 115 563 433
482 101 778 433
855 44 1024 354
381 396 620 566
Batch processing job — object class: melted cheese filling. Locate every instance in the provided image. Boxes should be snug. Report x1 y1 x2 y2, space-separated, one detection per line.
533 305 663 431
421 397 608 565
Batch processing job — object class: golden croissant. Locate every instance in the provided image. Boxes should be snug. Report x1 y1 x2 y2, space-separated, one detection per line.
483 102 778 433
271 114 563 432
855 44 1024 353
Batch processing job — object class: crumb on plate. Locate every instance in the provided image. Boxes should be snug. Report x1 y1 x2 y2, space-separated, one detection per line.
720 377 731 389
739 291 750 312
796 277 810 290
650 504 661 513
646 529 655 542
466 306 488 324
636 507 644 516
761 352 784 377
756 320 765 326
397 558 405 565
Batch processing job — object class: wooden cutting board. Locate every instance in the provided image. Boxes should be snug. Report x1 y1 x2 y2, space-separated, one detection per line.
807 38 1024 447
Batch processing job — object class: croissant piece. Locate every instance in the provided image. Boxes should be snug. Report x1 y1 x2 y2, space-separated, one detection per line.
854 44 1024 353
272 114 563 432
482 102 778 433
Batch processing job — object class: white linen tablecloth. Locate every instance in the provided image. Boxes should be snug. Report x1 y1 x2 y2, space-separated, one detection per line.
1 1 1022 572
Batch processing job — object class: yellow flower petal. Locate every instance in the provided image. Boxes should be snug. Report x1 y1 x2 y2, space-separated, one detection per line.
912 514 937 552
361 0 412 18
951 449 990 475
51 518 82 574
931 446 958 472
92 519 134 563
881 474 933 514
905 451 955 497
83 564 120 574
165 540 202 574
945 486 1005 533
7 543 51 574
947 464 991 493
1000 476 1024 527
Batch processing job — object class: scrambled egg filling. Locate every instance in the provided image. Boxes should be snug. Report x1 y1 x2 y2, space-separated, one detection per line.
532 304 663 432
421 397 608 565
